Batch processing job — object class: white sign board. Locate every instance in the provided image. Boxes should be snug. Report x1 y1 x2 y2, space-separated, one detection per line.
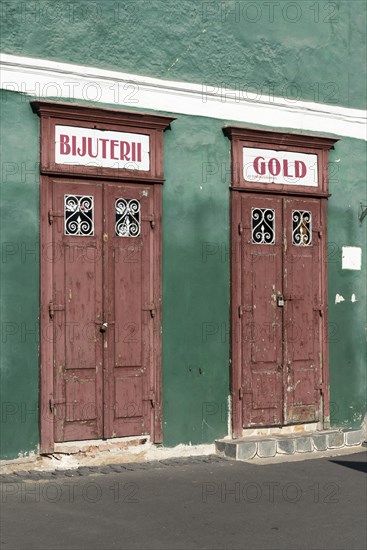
55 125 150 170
342 246 362 270
243 147 318 186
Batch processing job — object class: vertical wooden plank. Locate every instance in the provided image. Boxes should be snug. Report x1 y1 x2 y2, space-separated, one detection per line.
230 191 242 437
153 184 163 442
320 197 330 427
39 176 54 453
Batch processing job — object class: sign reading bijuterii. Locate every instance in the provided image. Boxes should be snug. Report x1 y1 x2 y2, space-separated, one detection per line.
55 125 150 170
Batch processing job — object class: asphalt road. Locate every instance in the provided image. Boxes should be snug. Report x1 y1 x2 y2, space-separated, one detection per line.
1 450 366 550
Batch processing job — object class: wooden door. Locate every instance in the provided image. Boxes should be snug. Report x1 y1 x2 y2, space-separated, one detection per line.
52 181 104 441
104 183 154 438
237 193 324 428
51 180 157 442
283 197 323 424
241 194 283 426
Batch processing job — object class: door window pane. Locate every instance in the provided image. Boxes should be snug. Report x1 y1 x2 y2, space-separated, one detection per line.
64 195 94 236
115 198 141 237
292 210 312 246
251 208 275 245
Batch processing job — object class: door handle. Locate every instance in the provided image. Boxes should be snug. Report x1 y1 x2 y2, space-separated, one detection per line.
95 320 115 332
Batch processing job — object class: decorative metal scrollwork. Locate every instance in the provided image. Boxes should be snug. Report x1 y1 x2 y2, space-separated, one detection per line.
292 210 312 246
115 198 141 237
64 195 94 236
251 208 275 245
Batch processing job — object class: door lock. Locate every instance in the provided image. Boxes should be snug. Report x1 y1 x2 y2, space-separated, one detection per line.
100 322 108 333
277 295 285 307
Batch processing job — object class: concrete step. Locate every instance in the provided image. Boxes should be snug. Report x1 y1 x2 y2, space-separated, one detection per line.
216 429 365 461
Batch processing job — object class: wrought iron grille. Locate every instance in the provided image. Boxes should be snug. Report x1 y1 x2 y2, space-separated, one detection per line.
292 210 312 246
115 198 141 237
64 195 94 236
251 208 275 245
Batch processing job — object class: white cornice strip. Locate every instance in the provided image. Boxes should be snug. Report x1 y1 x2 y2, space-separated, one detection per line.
1 53 366 140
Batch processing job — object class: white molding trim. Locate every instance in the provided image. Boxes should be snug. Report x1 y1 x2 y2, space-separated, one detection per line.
1 53 366 140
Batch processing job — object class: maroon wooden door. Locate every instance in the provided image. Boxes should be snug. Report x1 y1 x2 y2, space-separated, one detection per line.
239 194 324 428
51 180 156 442
283 197 323 424
104 183 154 438
241 194 283 426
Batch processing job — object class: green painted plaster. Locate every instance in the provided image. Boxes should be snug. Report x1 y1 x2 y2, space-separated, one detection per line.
0 91 40 459
0 1 366 110
0 90 366 458
327 139 367 428
162 117 230 445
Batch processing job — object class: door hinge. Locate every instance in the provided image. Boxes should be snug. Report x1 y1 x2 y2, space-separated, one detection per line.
144 390 156 408
238 305 243 318
49 397 65 416
49 301 65 319
238 222 243 235
142 303 156 318
318 230 323 238
313 305 324 317
319 383 326 395
239 387 243 400
48 210 63 224
142 214 156 229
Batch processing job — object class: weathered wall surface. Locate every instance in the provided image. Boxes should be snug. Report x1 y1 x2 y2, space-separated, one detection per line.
0 1 366 458
162 116 231 445
0 91 40 459
327 139 367 429
0 0 366 109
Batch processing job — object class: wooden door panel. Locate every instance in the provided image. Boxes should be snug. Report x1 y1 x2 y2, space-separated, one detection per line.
104 184 153 438
250 253 279 364
64 245 100 370
113 243 143 367
53 182 103 442
241 194 283 427
283 198 322 423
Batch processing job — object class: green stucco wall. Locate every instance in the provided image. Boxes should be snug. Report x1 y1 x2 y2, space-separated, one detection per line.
0 91 40 459
1 90 366 459
0 1 366 459
0 0 366 110
327 140 367 429
162 117 231 446
0 92 232 458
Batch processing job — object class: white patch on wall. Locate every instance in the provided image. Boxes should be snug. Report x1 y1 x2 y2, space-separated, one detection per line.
342 246 362 270
351 294 357 302
335 294 345 304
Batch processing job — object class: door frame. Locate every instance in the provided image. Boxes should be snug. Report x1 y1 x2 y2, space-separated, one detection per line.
33 101 175 453
225 126 339 438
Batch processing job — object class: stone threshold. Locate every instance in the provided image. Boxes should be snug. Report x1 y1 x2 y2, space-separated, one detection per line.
216 428 365 460
53 436 149 455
